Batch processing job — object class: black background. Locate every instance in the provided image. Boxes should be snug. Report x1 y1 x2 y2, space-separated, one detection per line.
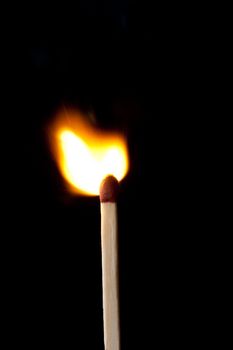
3 2 213 349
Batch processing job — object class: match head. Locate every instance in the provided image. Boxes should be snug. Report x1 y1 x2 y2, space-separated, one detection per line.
99 175 119 202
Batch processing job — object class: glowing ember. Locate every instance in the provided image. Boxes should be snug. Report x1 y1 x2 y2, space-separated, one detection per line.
49 110 129 195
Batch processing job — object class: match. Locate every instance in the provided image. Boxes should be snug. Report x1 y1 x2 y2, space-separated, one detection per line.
50 111 128 348
100 175 120 350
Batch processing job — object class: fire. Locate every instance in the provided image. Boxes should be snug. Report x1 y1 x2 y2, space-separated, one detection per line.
49 110 129 195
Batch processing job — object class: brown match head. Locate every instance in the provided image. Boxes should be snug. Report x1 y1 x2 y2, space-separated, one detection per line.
99 175 119 202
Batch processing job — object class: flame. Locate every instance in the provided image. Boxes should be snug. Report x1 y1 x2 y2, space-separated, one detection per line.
49 110 129 196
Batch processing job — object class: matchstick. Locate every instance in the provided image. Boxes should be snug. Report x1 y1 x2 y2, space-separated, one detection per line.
100 176 120 350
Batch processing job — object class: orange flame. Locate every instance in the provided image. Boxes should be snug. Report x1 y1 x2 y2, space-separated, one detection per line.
49 110 129 196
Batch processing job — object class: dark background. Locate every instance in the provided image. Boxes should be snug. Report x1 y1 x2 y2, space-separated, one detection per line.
3 2 213 349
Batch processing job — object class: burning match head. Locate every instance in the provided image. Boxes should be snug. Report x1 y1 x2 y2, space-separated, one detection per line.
99 175 119 203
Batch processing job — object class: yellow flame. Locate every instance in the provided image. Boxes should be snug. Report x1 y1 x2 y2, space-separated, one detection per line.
49 110 129 195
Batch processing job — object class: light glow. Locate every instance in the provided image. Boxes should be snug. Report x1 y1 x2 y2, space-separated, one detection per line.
50 110 129 195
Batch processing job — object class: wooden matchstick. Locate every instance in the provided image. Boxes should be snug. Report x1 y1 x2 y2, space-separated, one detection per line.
100 176 120 350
